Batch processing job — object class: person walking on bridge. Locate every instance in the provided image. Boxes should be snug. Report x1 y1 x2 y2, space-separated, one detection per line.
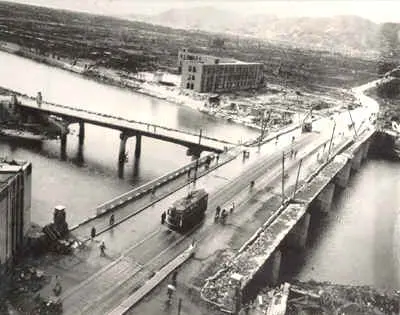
91 226 96 240
161 211 166 225
99 241 106 257
109 214 115 226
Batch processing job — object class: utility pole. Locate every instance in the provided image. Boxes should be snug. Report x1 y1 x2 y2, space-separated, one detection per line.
281 151 285 205
193 129 202 184
293 158 303 200
327 121 336 161
177 298 182 315
348 109 358 139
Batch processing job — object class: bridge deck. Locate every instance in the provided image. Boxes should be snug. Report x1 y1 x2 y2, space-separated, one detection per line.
12 95 234 152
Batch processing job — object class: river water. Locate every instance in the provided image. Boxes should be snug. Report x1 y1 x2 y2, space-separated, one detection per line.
0 51 258 225
1 51 399 290
297 158 400 290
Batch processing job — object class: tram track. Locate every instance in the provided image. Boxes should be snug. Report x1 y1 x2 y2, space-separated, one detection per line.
77 133 326 314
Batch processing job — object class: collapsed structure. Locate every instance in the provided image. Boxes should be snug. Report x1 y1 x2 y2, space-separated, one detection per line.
178 48 264 93
0 159 32 275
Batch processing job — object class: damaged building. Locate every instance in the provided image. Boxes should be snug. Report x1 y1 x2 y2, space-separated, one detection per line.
178 48 264 93
0 160 32 276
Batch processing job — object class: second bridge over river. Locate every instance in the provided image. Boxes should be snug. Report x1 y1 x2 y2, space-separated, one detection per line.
2 94 236 175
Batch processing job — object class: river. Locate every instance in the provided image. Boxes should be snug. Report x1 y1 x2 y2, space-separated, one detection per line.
0 51 258 225
295 158 400 290
2 51 399 290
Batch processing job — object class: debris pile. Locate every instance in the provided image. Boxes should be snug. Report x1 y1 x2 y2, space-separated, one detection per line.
202 204 305 308
287 280 400 315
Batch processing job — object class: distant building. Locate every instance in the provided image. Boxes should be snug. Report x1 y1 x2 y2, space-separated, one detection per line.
178 48 264 93
0 160 32 274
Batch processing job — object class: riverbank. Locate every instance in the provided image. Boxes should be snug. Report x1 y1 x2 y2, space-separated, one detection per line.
0 42 355 135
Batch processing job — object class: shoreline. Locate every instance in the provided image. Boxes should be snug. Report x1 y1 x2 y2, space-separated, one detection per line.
0 46 269 132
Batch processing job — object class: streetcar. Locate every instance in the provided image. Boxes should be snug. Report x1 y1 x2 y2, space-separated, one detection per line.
165 189 208 232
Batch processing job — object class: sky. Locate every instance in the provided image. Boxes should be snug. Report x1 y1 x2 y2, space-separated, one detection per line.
4 0 400 23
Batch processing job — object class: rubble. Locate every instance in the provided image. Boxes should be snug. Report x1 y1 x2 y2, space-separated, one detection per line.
202 204 306 307
286 280 400 315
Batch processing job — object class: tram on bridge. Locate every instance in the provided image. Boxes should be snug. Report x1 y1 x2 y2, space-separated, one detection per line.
165 189 208 232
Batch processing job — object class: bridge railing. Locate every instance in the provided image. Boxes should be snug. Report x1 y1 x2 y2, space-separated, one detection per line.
17 95 234 146
95 153 217 216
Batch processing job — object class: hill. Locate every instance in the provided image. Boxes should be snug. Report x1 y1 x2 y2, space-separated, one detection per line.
126 7 390 57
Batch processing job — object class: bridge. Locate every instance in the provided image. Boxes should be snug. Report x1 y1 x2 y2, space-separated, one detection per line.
2 94 235 176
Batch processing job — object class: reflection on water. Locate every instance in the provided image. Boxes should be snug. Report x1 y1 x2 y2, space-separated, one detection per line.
295 159 400 290
0 51 258 226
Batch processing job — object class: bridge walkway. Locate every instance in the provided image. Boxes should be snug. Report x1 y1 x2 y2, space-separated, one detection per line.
70 149 240 242
12 95 234 151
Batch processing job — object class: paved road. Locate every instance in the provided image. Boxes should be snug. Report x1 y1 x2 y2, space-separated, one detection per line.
61 132 331 315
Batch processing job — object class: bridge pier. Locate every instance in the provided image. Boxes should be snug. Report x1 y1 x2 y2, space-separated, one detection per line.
286 212 311 249
118 133 129 178
60 132 67 161
265 249 282 286
78 121 85 145
334 160 351 189
135 134 142 158
316 182 335 213
362 141 370 161
351 149 363 171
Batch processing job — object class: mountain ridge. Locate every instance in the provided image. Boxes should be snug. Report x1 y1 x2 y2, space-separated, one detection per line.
124 7 397 57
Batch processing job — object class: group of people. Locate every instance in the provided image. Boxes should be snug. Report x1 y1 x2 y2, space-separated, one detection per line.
215 203 235 224
89 213 116 257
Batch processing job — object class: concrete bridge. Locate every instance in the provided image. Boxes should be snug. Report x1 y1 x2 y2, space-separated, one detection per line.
1 94 234 175
200 128 375 313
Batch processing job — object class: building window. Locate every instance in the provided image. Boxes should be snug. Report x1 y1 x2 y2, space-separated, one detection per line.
186 82 190 89
193 66 196 73
192 75 195 80
188 65 192 72
190 83 194 89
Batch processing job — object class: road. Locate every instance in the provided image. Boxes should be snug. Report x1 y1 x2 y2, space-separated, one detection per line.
61 129 343 315
58 80 380 315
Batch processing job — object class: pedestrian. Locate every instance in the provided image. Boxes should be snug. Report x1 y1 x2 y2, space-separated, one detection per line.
220 209 227 224
91 226 96 239
171 270 178 286
167 284 175 303
36 91 43 107
151 186 156 197
230 202 235 214
161 211 166 225
109 214 115 226
187 169 191 178
294 150 297 158
99 241 106 256
216 154 219 164
53 276 62 296
215 206 221 219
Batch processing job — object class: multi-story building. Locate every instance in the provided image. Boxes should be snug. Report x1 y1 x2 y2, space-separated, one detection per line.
178 48 264 93
0 160 32 274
